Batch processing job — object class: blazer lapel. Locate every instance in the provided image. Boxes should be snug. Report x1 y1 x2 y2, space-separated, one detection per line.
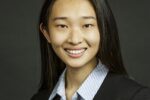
93 72 120 100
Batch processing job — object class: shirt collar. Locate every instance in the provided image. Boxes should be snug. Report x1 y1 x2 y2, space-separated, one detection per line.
49 60 108 100
77 61 108 100
49 69 66 100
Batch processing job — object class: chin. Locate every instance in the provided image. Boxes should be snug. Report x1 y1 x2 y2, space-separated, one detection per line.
64 58 93 69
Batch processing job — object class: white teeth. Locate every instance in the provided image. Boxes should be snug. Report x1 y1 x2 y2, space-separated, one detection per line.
66 49 85 54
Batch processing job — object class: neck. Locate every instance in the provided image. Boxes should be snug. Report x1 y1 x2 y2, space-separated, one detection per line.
65 58 98 90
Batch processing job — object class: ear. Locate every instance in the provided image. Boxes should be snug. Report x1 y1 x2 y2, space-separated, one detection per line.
40 23 51 43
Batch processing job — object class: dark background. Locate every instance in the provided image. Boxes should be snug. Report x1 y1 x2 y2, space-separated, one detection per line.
0 0 150 100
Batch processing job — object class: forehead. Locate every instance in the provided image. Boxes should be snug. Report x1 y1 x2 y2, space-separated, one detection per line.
50 0 96 18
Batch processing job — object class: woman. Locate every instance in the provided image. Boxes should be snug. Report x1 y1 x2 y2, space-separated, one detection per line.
31 0 150 100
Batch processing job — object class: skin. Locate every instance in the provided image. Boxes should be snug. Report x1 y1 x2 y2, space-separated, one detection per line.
40 0 100 99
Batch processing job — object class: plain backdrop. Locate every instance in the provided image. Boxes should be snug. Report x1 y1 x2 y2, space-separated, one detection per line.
0 0 150 100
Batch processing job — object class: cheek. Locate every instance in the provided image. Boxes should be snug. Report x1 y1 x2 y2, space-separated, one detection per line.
86 30 100 46
51 35 64 45
50 32 68 46
48 25 69 46
50 33 66 56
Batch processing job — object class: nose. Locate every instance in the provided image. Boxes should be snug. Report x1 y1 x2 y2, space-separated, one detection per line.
67 27 83 45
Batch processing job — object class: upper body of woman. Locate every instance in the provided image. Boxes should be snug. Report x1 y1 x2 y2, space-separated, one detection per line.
31 0 150 100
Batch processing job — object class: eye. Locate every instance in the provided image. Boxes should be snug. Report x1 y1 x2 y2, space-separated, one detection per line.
56 24 68 29
83 24 94 28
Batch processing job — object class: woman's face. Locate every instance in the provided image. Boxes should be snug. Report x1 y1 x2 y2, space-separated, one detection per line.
41 0 100 68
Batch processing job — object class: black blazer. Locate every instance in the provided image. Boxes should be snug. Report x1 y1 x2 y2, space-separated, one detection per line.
31 72 150 100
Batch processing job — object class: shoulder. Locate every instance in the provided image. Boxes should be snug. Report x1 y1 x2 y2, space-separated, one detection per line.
115 74 150 100
111 73 150 99
94 72 150 100
131 87 150 100
31 89 50 100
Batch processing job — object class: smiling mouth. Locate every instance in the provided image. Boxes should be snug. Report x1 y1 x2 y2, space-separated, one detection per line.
64 48 87 58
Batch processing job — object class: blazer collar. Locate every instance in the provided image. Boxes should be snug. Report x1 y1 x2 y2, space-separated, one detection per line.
93 71 124 100
37 72 126 100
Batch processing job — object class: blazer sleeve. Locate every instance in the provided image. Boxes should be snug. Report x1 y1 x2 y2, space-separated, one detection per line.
132 87 150 100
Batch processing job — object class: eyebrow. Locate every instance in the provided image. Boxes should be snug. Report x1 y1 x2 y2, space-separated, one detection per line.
82 16 96 20
53 17 67 21
52 16 96 21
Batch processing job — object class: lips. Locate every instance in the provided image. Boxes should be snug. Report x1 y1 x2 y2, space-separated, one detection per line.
64 48 87 58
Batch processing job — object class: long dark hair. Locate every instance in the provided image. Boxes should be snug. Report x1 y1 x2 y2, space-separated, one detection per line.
38 0 127 93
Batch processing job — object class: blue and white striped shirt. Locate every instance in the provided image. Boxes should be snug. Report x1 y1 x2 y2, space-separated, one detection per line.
49 61 108 100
